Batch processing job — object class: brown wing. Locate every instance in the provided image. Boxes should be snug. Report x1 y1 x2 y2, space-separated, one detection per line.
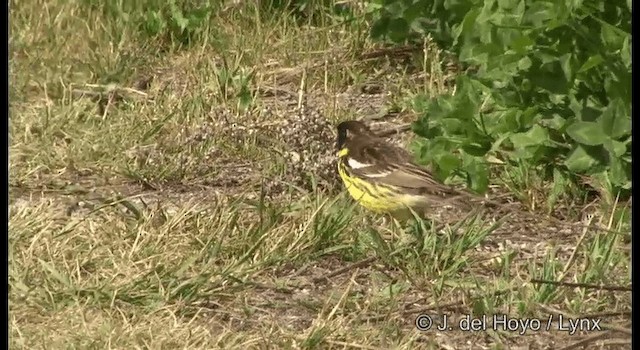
347 137 466 198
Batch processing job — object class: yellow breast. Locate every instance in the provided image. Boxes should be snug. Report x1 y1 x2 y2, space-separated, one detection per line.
337 160 415 213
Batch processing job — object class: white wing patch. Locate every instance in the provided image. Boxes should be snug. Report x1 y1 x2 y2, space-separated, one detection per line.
347 158 373 169
347 157 392 178
365 170 392 178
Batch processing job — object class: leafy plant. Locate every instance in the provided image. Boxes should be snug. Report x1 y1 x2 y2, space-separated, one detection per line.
211 56 256 112
369 0 631 197
139 0 214 46
258 0 358 25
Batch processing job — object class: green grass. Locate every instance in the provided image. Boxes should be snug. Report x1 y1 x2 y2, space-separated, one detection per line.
10 0 631 349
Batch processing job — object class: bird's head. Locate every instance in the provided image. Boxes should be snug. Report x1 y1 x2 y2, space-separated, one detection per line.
336 120 374 151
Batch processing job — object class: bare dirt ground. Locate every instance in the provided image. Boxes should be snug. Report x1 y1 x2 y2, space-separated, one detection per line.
9 2 630 349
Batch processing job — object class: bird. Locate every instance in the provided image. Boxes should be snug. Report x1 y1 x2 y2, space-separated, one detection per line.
335 120 479 220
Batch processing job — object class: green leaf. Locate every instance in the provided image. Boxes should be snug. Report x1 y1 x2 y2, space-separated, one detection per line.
523 2 555 28
518 56 532 70
599 100 631 139
566 121 609 146
559 53 573 82
170 6 189 31
577 55 604 73
510 34 535 54
509 124 549 148
455 8 480 43
435 153 461 178
490 133 511 153
144 11 166 36
429 136 456 156
529 62 569 94
621 37 631 68
388 17 410 42
440 118 464 134
462 142 490 157
461 156 489 193
602 138 627 158
370 16 390 39
600 23 625 51
508 124 550 160
539 113 567 131
237 85 253 111
603 65 631 106
564 145 597 172
412 142 431 163
607 157 631 188
497 0 521 10
548 168 568 210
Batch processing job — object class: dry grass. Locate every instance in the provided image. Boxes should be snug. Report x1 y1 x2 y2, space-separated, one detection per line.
10 0 631 349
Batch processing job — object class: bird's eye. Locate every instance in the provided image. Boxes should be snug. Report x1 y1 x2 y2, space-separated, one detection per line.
336 129 348 149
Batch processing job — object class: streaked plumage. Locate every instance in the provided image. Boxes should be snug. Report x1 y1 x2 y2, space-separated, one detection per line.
336 120 473 219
